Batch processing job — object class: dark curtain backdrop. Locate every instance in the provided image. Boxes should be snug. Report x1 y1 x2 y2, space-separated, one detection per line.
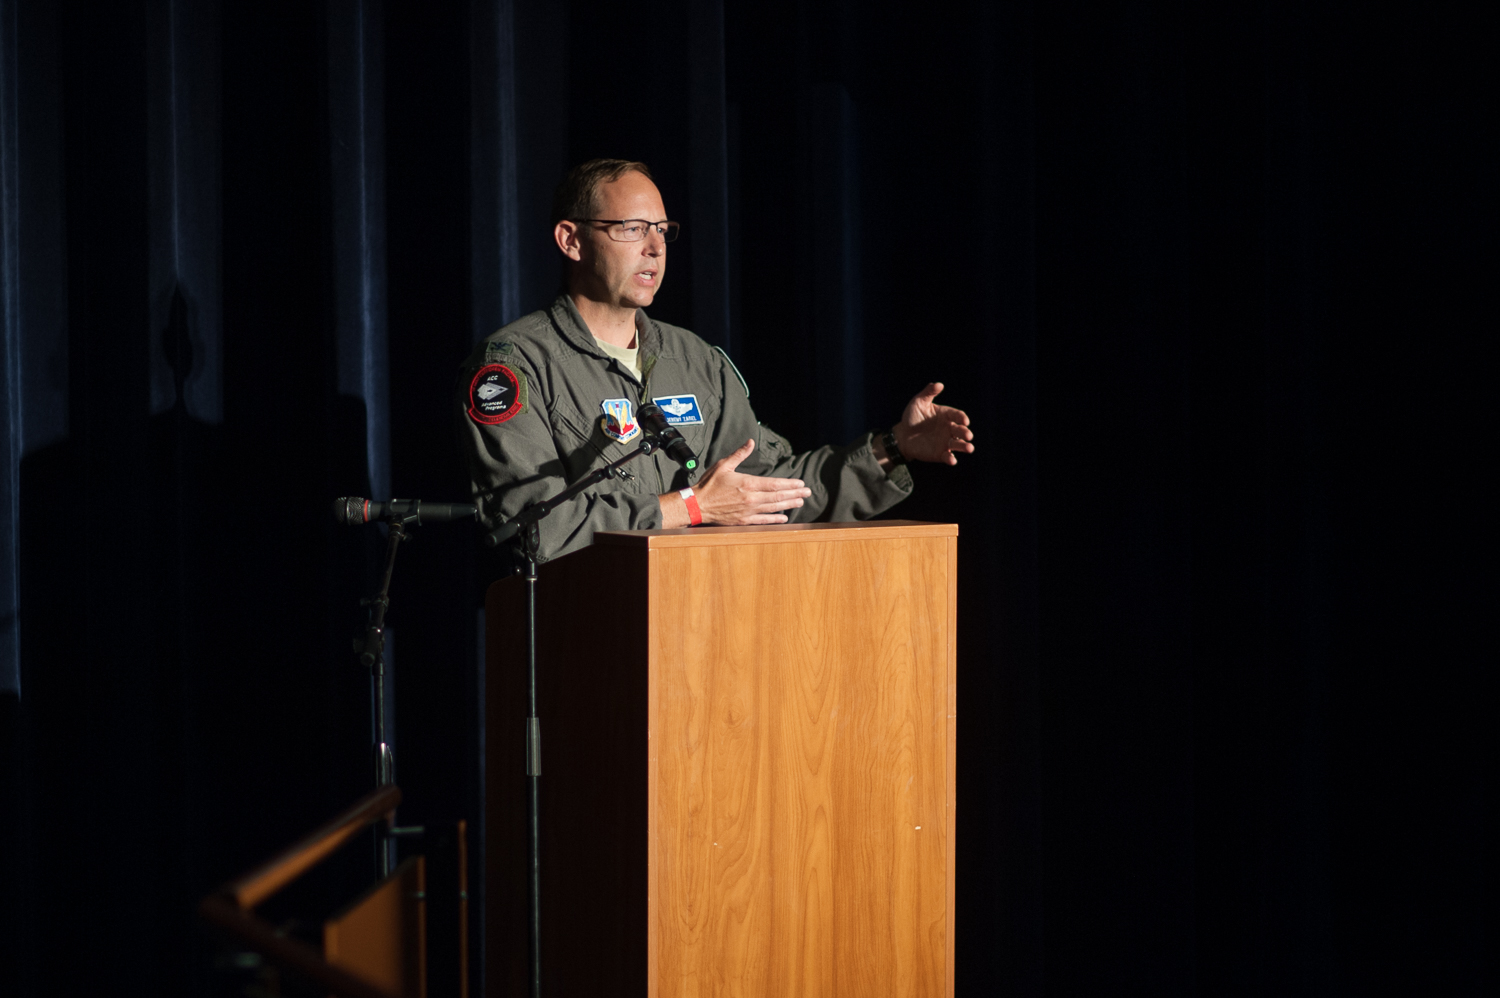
0 1 1486 995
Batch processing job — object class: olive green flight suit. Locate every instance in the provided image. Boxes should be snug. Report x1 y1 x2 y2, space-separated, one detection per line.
456 295 913 562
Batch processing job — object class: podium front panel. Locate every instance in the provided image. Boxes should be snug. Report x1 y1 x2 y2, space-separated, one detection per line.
486 521 957 997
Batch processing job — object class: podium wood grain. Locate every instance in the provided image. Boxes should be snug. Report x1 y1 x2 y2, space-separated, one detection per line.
486 521 956 997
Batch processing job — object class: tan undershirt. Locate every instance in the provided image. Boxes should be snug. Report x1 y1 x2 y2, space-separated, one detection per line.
594 336 642 383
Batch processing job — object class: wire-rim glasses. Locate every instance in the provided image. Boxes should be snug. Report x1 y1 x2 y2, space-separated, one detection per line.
577 219 681 243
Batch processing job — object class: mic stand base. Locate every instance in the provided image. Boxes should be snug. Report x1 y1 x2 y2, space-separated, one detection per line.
523 553 542 998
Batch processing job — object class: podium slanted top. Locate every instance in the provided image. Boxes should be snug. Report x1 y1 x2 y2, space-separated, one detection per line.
593 519 958 549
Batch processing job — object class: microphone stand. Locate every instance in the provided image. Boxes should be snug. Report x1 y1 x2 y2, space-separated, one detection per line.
481 435 663 998
354 510 424 877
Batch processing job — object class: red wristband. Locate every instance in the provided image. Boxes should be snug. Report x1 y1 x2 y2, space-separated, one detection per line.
679 487 703 526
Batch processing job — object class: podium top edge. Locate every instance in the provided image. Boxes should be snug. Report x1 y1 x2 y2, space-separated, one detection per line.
593 519 958 548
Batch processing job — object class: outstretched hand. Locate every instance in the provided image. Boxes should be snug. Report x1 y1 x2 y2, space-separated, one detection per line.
892 382 975 466
658 438 812 528
695 438 812 524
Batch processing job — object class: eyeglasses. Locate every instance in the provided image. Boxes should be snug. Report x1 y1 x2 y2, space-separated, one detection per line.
577 219 681 243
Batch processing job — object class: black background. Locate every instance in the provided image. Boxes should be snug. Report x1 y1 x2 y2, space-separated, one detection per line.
0 1 1487 995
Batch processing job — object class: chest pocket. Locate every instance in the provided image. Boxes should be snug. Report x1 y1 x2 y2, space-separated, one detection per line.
550 392 664 490
548 395 615 481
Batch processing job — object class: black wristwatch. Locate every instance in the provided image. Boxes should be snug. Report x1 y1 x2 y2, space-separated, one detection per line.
880 429 907 467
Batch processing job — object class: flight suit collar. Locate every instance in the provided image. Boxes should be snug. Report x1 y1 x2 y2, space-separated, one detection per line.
548 294 666 364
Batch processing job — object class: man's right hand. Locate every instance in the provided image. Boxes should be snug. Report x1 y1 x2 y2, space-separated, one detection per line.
658 438 811 527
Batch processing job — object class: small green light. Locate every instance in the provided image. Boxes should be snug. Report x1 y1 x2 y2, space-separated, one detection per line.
686 459 697 470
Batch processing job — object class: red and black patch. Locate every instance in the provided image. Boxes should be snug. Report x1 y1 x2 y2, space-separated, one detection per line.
468 363 525 425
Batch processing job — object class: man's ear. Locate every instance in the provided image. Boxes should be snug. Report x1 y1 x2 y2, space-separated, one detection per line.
554 220 584 261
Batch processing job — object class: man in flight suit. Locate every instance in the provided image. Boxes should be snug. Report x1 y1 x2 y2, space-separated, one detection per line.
456 158 976 562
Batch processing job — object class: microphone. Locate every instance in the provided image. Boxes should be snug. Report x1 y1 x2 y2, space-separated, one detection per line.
332 497 479 526
637 403 699 470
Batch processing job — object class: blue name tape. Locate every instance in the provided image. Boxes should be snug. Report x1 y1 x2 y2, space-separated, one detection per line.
651 394 704 426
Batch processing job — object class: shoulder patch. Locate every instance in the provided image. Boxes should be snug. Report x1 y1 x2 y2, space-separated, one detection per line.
486 340 515 357
468 363 527 425
713 345 750 399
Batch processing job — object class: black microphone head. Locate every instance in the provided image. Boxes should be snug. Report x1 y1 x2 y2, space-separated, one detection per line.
332 497 369 525
667 440 699 471
636 403 698 468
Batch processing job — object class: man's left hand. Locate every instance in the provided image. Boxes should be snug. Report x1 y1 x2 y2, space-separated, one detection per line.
891 382 975 466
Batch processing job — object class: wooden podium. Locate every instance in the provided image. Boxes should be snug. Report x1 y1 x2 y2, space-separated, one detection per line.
485 521 957 997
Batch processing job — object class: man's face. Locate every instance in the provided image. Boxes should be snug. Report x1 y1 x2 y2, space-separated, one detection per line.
571 171 668 309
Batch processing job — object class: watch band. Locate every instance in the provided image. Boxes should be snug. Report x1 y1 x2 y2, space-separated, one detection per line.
679 487 703 526
881 429 908 467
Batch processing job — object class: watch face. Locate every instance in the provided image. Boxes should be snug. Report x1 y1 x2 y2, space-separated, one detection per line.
884 431 906 463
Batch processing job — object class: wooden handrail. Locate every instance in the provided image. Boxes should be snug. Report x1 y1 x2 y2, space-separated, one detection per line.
199 784 407 998
222 784 401 910
199 895 400 998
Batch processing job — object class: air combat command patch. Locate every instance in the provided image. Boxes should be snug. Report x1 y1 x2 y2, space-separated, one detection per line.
468 363 526 425
600 397 641 443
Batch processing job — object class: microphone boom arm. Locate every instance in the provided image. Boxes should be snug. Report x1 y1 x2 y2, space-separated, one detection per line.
482 435 661 552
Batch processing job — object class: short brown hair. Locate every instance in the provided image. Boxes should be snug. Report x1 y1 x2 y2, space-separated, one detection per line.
551 158 653 224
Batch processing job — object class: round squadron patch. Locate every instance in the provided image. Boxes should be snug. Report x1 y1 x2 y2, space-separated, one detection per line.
468 363 525 425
